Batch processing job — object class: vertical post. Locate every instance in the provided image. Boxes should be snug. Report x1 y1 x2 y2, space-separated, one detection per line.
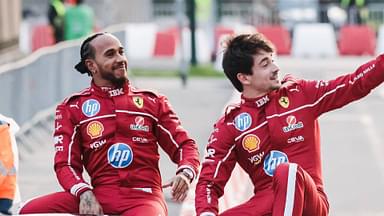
188 0 197 66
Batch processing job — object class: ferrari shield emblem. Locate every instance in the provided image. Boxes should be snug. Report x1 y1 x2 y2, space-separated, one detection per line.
279 97 289 108
133 96 144 109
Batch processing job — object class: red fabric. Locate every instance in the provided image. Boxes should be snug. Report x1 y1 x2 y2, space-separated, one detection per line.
20 81 200 214
339 25 376 55
257 25 291 55
272 163 328 216
55 81 199 197
19 186 167 215
195 55 384 215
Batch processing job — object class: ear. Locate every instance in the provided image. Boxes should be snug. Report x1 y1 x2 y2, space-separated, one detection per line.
85 59 96 74
237 73 251 86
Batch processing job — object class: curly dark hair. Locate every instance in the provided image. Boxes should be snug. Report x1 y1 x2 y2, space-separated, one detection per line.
74 32 107 76
222 33 275 92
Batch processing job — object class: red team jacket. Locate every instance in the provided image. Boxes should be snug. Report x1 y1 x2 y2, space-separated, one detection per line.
195 55 384 215
53 81 200 198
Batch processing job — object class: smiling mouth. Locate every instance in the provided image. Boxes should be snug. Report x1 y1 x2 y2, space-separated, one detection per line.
114 64 127 71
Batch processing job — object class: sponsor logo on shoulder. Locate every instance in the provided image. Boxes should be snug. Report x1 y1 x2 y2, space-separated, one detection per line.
282 115 303 133
148 97 156 103
82 99 100 117
107 143 133 168
263 150 289 176
133 96 144 109
234 113 252 131
279 96 289 108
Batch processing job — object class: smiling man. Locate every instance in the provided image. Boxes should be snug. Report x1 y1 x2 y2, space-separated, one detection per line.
195 33 384 216
19 32 200 216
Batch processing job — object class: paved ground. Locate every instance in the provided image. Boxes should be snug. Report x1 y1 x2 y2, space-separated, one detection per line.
17 56 384 215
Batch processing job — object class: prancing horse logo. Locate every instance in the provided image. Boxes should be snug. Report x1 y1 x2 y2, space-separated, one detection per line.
133 96 143 109
279 97 289 108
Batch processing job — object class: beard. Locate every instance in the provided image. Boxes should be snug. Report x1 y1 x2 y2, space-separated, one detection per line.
100 70 128 87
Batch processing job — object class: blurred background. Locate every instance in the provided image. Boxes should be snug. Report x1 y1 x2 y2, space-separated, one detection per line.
1 0 384 215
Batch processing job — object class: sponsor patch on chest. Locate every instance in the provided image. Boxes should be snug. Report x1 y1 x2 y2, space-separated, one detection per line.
130 116 149 132
282 115 304 133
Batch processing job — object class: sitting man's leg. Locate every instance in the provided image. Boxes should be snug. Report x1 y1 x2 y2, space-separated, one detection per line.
19 192 79 214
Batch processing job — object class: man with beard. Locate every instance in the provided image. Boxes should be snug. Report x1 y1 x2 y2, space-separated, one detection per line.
195 33 384 215
19 32 200 216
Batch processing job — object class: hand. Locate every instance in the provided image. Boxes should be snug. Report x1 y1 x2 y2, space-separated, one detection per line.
79 190 104 215
162 173 191 202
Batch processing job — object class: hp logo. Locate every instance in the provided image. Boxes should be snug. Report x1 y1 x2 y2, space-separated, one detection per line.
234 112 252 131
107 143 133 168
263 150 288 176
82 99 100 117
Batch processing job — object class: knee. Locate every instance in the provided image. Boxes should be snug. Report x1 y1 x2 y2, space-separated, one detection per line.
18 198 42 214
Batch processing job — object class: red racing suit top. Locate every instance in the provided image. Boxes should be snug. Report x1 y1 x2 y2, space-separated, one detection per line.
195 55 384 215
53 81 200 198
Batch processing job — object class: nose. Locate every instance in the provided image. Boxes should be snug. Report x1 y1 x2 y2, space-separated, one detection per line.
116 53 126 62
116 53 128 66
272 61 280 73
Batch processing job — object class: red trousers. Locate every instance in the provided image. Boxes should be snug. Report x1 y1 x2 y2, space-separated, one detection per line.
220 163 329 216
19 185 167 215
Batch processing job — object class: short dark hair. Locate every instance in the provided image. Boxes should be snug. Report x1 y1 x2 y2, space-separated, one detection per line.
222 33 275 92
74 32 106 76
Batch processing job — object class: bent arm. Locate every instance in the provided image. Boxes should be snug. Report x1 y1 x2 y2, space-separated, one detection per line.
54 104 91 198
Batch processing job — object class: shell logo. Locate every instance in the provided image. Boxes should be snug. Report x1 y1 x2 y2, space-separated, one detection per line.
242 134 260 153
87 121 104 139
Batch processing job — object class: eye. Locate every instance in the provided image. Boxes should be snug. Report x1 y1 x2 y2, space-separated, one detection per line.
262 61 268 67
105 51 114 57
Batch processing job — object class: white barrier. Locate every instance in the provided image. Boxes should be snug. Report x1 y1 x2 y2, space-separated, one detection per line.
292 23 338 58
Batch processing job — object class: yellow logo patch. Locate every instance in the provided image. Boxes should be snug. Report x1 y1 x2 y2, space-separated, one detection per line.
242 134 260 153
279 96 289 108
133 96 144 109
87 121 104 139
